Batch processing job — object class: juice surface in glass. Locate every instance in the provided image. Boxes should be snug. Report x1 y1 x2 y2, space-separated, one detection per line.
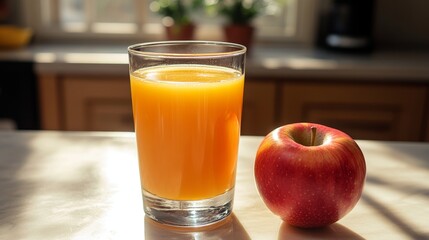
130 64 244 201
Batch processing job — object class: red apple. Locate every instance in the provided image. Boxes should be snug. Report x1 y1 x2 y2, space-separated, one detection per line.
254 122 366 228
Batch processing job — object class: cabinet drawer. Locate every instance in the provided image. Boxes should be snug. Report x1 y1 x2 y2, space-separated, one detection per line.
280 83 426 141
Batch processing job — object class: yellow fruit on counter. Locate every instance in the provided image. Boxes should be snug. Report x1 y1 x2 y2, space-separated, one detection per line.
0 25 33 49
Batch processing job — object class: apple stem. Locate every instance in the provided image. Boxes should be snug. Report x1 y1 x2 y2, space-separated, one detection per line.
311 126 317 146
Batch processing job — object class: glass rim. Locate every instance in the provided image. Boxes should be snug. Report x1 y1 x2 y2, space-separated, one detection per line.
128 41 246 59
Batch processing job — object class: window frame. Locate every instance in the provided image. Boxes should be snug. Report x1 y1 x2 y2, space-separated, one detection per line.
19 0 319 46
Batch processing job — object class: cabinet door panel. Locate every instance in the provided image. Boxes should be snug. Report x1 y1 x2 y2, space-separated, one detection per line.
281 83 426 141
241 82 276 136
86 99 134 131
63 77 133 131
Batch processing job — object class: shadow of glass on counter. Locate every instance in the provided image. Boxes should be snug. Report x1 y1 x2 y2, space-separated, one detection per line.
278 221 364 240
144 213 251 240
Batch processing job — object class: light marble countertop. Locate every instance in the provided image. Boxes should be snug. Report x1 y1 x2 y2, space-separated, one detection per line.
1 43 429 81
0 130 428 239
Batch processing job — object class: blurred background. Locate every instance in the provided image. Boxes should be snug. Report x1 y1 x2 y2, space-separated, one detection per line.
1 0 429 141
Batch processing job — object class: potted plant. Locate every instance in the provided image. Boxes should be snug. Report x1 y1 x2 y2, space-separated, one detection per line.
211 0 270 51
150 0 203 40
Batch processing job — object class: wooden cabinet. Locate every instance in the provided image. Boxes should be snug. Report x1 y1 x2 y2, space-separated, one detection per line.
241 82 276 136
38 74 429 141
38 74 133 131
37 75 277 135
280 83 427 141
62 76 133 131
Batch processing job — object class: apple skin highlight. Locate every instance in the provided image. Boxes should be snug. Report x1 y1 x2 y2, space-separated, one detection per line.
254 122 366 228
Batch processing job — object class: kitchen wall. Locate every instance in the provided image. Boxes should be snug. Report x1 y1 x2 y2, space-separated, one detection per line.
374 0 429 49
5 0 429 50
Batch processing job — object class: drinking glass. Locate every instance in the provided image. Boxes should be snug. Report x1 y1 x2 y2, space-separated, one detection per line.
128 41 246 227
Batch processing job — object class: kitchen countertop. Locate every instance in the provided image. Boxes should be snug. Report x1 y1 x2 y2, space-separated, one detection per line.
1 43 429 81
0 130 428 239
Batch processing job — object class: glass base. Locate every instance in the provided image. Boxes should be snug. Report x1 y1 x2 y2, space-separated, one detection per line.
143 188 234 227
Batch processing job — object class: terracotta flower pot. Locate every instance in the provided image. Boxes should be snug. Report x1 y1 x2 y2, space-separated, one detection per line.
165 23 196 40
223 24 255 52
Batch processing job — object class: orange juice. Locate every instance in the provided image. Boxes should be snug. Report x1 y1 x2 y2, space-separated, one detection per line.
130 64 244 201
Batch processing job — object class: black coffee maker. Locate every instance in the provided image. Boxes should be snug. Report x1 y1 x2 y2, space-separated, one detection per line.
317 0 375 53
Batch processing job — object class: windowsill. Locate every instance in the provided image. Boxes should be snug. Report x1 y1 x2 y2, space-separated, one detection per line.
2 42 429 82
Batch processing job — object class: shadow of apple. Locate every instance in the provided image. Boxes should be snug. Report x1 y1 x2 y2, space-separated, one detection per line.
278 221 365 240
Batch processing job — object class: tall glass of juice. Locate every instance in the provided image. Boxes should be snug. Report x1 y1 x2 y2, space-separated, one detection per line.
128 41 246 227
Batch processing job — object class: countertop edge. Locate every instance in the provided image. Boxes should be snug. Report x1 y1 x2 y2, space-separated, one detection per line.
2 43 429 81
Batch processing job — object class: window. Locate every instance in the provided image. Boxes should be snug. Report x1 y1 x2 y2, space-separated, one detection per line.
20 0 318 45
